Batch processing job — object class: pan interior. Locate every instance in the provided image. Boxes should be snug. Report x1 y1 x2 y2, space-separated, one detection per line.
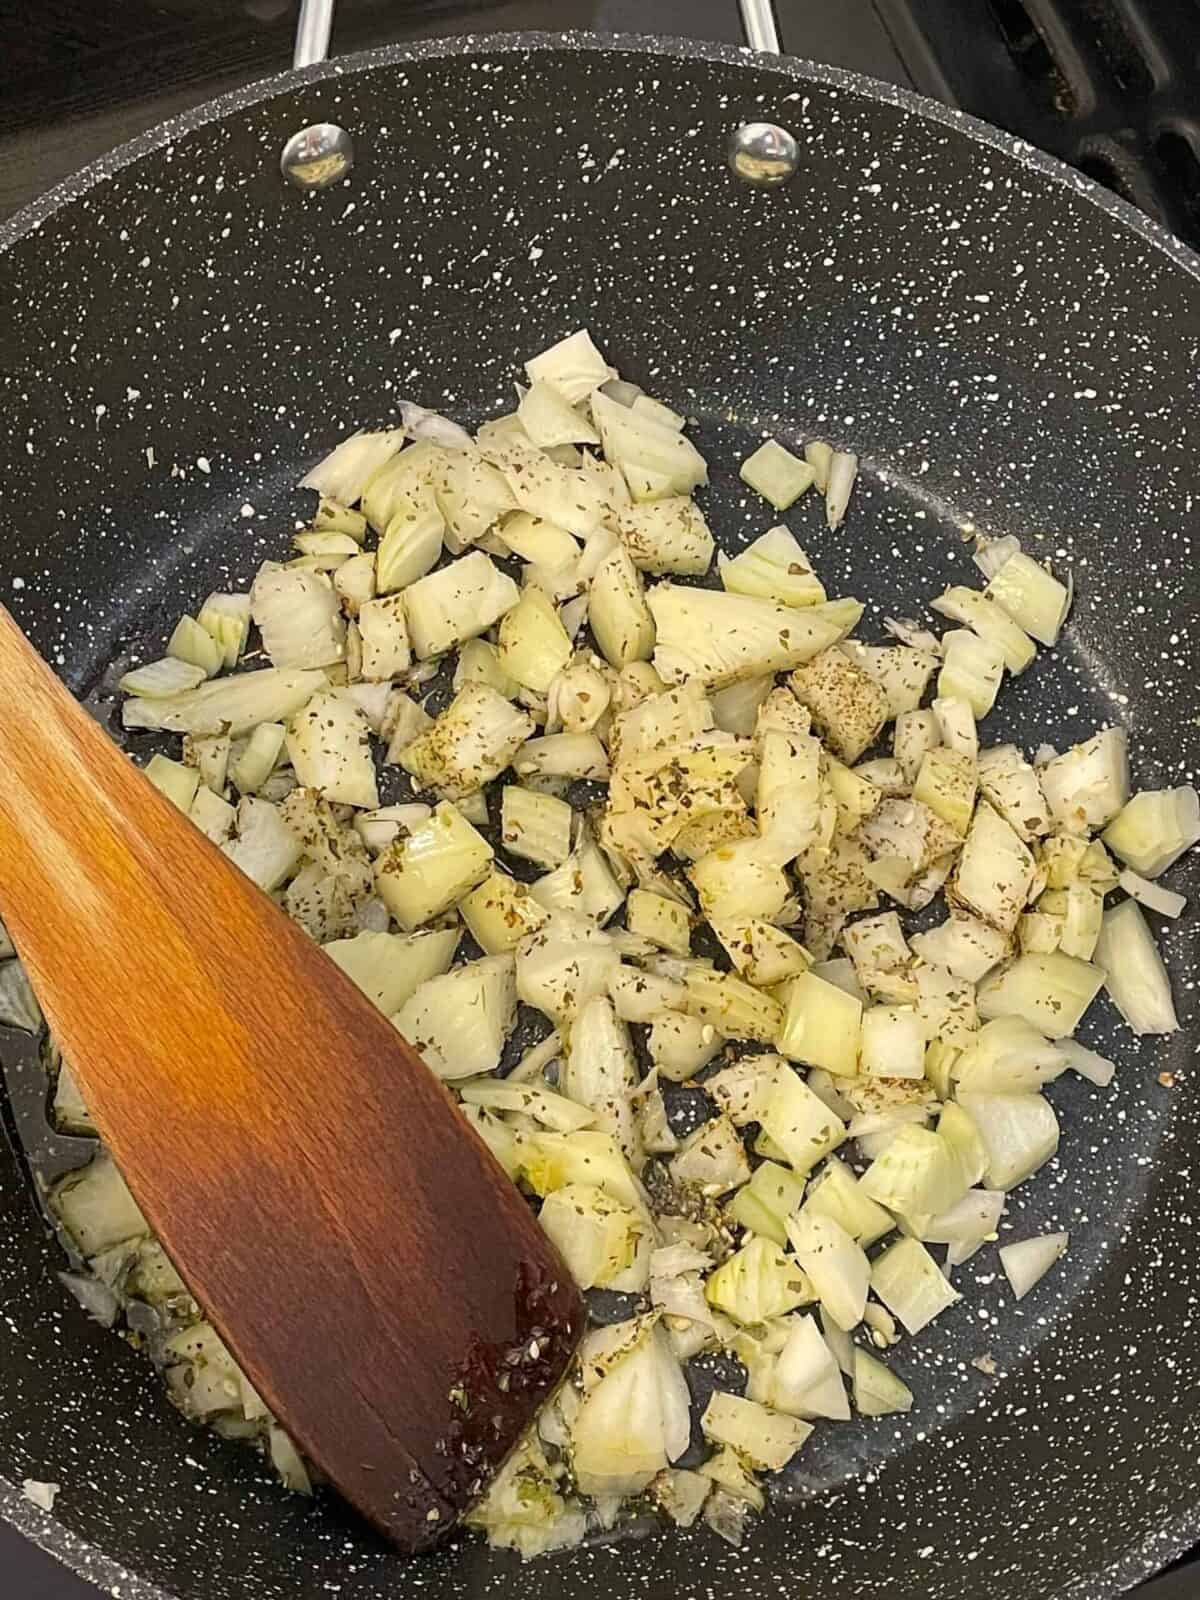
0 35 1197 1600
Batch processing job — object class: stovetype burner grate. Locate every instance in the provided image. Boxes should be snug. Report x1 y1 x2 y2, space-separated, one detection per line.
872 0 1200 246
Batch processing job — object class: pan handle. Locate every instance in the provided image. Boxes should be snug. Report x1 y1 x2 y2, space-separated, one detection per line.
729 1 798 185
293 0 336 70
737 0 782 53
280 0 354 187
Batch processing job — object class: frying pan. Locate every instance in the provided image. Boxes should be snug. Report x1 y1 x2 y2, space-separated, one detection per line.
0 7 1198 1600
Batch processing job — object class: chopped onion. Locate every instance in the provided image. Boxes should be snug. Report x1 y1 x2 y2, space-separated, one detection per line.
932 585 1036 675
953 801 1035 935
825 450 858 530
1103 786 1199 878
955 1092 1059 1190
394 955 516 1079
525 329 616 405
775 970 863 1078
740 439 816 511
853 1348 913 1416
786 1210 870 1332
869 1236 960 1334
937 629 1005 719
984 550 1070 646
1093 897 1179 1035
976 950 1105 1038
720 526 825 608
706 1235 814 1324
373 801 492 931
791 647 890 765
649 587 858 689
802 1155 894 1248
299 427 405 505
972 534 1022 583
618 497 715 576
1117 868 1186 919
999 1231 1068 1300
1040 727 1130 834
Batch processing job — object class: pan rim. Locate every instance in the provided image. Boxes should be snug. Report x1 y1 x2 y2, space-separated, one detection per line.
1 27 1197 1600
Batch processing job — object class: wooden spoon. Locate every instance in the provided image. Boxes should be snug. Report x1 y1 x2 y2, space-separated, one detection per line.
0 607 583 1549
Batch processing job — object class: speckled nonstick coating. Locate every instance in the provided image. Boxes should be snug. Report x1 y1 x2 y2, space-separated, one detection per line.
0 29 1197 1600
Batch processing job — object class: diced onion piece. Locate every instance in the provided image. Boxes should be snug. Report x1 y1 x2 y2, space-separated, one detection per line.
701 1392 812 1471
860 1124 969 1222
286 691 378 809
913 747 977 837
376 489 445 593
671 1113 751 1194
720 526 825 608
402 551 520 660
399 683 533 801
740 439 815 511
1117 868 1186 919
120 657 207 697
459 871 548 955
167 615 222 678
910 913 1010 984
1093 897 1179 1035
1040 727 1130 834
626 889 691 957
1103 787 1199 877
433 449 521 546
189 785 236 844
497 588 573 694
617 497 714 576
592 389 708 497
869 1236 960 1334
1055 1037 1116 1087
647 1010 723 1081
937 629 1005 719
323 928 459 1016
972 534 1022 583
802 1154 894 1247
922 1185 1004 1266
501 785 573 867
985 551 1071 646
299 427 405 505
143 753 200 814
843 643 939 719
953 801 1035 935
52 1152 147 1257
859 1005 925 1078
539 1183 646 1288
802 439 832 492
683 969 783 1044
518 379 600 446
932 586 1036 674
977 744 1051 841
525 329 616 405
196 591 251 671
786 1210 870 1331
954 1016 1066 1094
853 1348 913 1416
572 1319 691 1498
123 666 324 737
393 955 516 1078
373 801 492 930
705 1235 814 1324
229 722 285 797
776 970 863 1077
223 797 304 891
999 1232 1068 1300
976 950 1105 1038
313 497 368 540
791 647 890 765
649 586 859 689
356 594 412 680
689 836 789 924
932 694 979 761
955 1092 1059 1190
589 545 656 669
758 1062 847 1174
825 450 858 530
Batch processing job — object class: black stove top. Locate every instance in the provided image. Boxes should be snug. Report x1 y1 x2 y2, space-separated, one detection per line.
1 2 1196 1595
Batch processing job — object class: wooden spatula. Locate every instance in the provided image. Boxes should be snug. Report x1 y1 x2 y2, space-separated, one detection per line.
0 606 583 1549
